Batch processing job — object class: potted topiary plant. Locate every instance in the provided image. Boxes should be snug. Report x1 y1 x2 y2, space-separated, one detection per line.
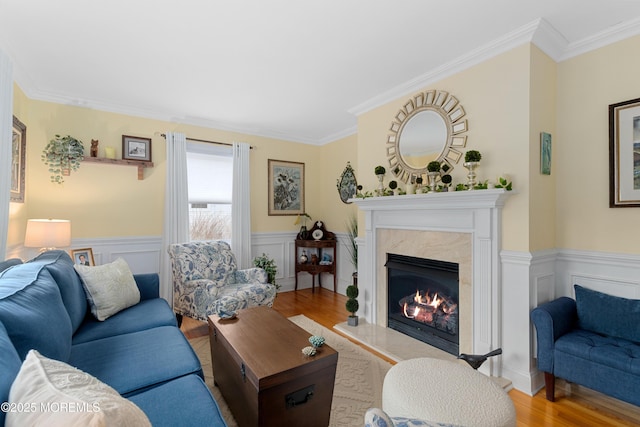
415 176 424 193
463 150 482 190
427 161 441 192
253 253 279 290
388 180 399 195
41 134 85 184
441 174 452 191
374 165 386 196
464 150 482 163
346 284 359 326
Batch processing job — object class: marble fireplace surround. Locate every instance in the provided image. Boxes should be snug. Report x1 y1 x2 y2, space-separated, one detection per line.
352 189 512 376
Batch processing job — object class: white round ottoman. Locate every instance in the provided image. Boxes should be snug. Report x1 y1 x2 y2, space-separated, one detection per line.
382 358 516 427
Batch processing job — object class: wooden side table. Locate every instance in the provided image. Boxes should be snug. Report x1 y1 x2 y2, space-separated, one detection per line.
295 239 337 292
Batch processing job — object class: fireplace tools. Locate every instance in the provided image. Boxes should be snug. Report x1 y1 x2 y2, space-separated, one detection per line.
457 348 502 370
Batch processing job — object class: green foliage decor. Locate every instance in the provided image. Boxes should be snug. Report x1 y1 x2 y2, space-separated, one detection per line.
464 150 482 163
345 284 359 316
374 165 386 175
345 214 358 271
388 180 398 190
41 134 85 184
253 253 279 290
427 161 441 172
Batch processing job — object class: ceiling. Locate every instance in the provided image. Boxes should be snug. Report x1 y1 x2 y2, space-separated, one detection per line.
1 1 640 145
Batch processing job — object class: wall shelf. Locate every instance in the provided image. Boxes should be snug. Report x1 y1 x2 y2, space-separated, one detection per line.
82 157 154 180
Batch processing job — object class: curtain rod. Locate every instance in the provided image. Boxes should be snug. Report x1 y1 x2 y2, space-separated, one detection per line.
160 134 254 149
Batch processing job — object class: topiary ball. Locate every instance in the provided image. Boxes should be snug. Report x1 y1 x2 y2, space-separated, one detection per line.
346 298 359 314
346 285 359 299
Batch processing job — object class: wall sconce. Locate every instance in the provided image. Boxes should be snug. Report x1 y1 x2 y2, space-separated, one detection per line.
24 219 71 252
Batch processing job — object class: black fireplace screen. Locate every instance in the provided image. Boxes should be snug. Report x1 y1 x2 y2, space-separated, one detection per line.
386 253 459 356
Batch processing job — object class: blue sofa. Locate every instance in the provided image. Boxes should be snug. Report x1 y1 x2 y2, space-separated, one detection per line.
531 284 640 406
0 250 227 426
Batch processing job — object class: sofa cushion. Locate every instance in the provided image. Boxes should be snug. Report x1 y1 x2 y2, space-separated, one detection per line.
72 298 177 345
75 258 141 321
0 322 22 426
555 329 640 376
574 284 640 343
31 250 88 332
69 326 203 396
0 263 72 361
129 374 227 427
0 258 22 273
6 350 151 427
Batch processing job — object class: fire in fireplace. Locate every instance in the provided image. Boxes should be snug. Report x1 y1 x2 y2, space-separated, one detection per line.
386 254 459 355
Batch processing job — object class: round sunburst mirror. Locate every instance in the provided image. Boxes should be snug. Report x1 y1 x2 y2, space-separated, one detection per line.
386 90 468 184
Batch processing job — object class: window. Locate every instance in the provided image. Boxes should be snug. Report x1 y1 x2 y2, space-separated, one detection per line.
186 142 233 242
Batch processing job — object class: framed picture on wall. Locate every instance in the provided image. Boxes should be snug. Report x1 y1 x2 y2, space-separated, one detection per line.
540 132 552 175
71 248 95 266
609 97 640 207
10 116 26 203
122 135 152 162
268 159 305 216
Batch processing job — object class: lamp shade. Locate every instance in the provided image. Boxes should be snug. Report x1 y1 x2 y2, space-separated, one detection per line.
24 219 71 249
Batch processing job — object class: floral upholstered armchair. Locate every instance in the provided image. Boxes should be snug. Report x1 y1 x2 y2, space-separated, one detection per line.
168 241 276 323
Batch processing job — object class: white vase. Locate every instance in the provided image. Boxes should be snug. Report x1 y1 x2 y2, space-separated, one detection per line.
427 172 440 192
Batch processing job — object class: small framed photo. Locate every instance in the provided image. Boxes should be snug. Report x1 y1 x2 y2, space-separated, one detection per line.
122 135 152 162
609 97 640 207
540 132 552 175
71 248 95 266
268 159 305 216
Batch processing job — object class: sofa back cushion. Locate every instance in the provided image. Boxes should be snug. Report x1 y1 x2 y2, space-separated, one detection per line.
0 322 21 426
0 262 73 361
575 284 640 343
0 258 22 273
31 250 88 332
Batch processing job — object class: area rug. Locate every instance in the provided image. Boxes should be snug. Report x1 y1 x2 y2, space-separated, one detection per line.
188 314 392 427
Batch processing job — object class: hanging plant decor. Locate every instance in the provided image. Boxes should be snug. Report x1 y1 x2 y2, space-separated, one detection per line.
41 135 85 184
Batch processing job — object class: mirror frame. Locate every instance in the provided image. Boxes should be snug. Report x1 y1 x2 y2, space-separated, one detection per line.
386 90 468 183
337 161 357 204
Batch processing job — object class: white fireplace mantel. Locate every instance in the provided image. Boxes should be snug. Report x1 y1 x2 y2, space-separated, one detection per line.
352 189 513 376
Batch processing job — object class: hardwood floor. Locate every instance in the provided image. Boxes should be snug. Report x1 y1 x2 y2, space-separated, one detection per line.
181 288 640 426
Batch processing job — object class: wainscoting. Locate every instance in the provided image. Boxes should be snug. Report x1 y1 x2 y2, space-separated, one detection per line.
9 232 357 295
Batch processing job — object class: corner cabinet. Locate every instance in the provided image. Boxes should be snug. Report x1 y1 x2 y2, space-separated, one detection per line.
295 239 337 292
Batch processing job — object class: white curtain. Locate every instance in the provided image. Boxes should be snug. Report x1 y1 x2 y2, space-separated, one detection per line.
159 132 189 304
231 142 252 269
0 50 13 260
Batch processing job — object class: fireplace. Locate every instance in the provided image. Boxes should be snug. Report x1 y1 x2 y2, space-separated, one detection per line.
386 253 459 355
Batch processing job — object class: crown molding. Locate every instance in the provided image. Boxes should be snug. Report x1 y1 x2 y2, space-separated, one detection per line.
561 15 640 61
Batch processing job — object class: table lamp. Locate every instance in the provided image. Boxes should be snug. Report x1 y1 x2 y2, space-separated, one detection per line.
24 219 71 252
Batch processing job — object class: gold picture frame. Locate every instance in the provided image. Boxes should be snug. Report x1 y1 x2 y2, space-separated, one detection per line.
71 248 95 266
268 159 305 216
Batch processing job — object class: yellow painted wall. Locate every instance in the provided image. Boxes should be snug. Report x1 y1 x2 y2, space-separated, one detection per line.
318 133 358 233
556 34 640 254
357 45 532 251
9 93 327 242
528 46 557 251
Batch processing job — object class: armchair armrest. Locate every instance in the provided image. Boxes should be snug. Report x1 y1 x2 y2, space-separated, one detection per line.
531 297 577 372
234 268 268 284
134 273 160 301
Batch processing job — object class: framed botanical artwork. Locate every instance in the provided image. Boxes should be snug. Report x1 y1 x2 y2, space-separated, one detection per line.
122 135 152 162
609 97 640 207
10 116 26 203
71 248 95 266
540 132 552 175
268 159 305 216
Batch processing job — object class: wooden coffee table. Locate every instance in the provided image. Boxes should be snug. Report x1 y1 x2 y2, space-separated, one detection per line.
208 306 338 427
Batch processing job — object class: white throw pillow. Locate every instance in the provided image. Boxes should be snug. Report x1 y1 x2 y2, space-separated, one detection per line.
6 350 151 427
75 257 141 321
